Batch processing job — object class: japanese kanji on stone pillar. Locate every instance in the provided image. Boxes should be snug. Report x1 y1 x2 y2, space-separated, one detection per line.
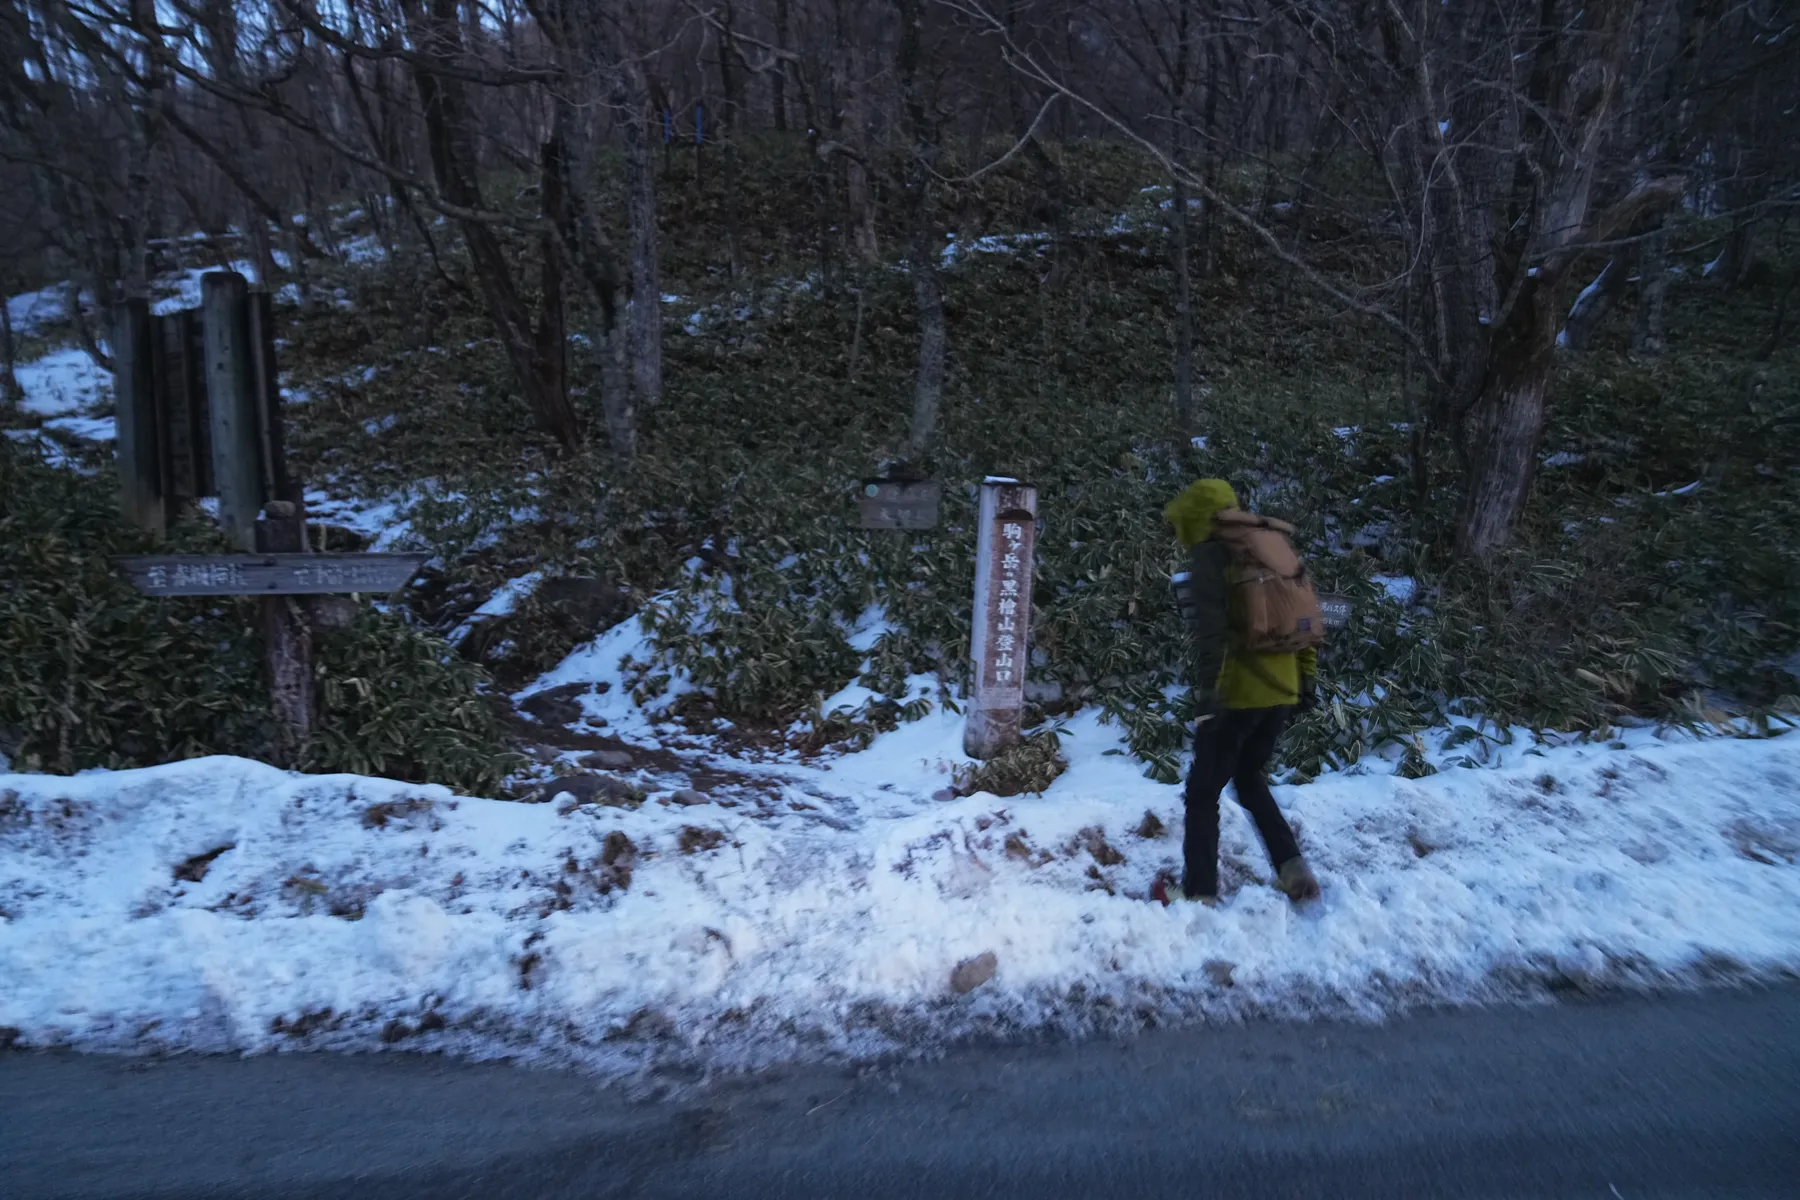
965 478 1038 759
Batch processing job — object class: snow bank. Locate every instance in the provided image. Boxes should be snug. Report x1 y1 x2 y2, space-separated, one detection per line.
5 712 1800 1076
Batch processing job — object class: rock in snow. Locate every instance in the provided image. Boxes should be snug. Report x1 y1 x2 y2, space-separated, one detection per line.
951 952 999 995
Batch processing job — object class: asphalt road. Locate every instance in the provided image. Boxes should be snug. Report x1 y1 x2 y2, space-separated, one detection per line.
5 984 1798 1200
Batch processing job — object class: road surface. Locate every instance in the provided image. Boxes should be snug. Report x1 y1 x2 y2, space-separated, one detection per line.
5 984 1798 1199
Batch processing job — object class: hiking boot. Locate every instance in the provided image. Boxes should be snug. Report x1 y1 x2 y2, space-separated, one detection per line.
1274 856 1321 904
1152 878 1218 908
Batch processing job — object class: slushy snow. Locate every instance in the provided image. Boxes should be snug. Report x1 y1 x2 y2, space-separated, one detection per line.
5 628 1800 1077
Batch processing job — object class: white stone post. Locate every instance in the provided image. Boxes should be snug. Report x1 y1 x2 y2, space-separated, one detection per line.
965 478 1037 759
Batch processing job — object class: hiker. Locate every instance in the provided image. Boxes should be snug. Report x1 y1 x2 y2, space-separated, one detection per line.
1154 478 1323 908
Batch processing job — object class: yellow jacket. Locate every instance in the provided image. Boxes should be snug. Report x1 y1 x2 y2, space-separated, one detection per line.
1165 480 1318 710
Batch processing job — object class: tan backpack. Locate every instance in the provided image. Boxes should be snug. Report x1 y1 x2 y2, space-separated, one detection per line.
1210 509 1327 654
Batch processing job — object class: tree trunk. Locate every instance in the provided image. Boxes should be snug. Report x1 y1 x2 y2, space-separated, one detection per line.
550 60 635 457
716 0 744 280
1198 10 1222 278
1451 0 1640 562
531 135 572 440
1754 268 1796 362
1455 294 1556 561
408 0 580 451
906 229 948 455
1634 224 1669 356
844 47 880 265
1171 174 1195 431
243 200 277 290
897 0 946 454
0 290 21 409
594 282 635 454
772 0 791 131
618 59 664 409
1000 0 1067 280
847 276 867 382
794 47 840 293
1170 0 1197 431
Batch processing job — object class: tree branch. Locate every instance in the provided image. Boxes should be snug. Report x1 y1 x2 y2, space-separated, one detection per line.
939 0 1436 372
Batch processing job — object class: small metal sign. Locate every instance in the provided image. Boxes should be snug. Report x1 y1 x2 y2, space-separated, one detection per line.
1319 594 1353 629
857 479 940 530
114 553 428 597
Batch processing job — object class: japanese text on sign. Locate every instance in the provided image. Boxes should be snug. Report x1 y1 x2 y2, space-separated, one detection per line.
993 521 1027 686
143 561 247 591
290 561 386 589
114 553 429 597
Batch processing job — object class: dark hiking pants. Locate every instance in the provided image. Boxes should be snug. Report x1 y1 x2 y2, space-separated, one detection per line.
1182 705 1301 898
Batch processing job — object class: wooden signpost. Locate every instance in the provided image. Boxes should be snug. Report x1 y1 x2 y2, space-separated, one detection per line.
112 272 289 540
109 270 420 767
114 525 426 767
857 478 941 530
965 478 1037 759
111 300 162 534
1319 594 1353 629
114 551 428 597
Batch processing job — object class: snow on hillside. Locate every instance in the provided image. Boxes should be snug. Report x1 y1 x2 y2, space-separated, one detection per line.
4 619 1799 1077
5 219 1800 1079
14 346 111 419
6 286 79 339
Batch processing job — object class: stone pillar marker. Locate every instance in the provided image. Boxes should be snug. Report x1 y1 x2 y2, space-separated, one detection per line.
965 478 1037 759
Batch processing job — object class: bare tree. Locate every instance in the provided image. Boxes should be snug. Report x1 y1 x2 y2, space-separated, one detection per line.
897 0 950 455
1439 0 1682 560
616 49 665 414
4 0 1793 517
403 0 581 451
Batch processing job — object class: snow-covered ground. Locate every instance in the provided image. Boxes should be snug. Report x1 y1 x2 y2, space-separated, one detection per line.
5 610 1799 1078
5 281 117 463
14 346 111 418
6 285 81 339
5 217 1798 1079
4 341 116 465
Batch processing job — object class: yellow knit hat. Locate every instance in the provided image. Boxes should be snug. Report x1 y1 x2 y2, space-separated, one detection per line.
1163 479 1239 546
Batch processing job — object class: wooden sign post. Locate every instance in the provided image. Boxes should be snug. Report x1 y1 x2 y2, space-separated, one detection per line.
111 299 164 536
255 501 311 763
112 271 280 539
109 271 398 767
115 546 427 765
114 551 428 597
965 478 1037 759
203 272 266 551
